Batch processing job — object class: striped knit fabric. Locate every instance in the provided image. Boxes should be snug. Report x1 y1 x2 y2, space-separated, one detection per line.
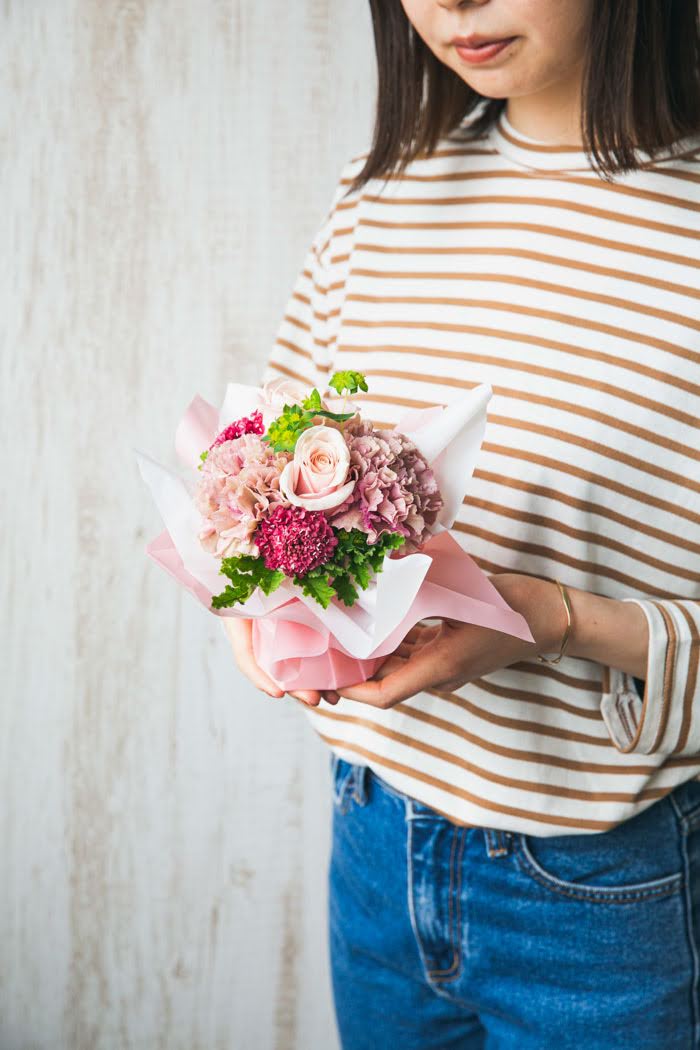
260 105 700 835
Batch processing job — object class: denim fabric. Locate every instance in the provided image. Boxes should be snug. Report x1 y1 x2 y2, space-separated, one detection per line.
327 753 700 1049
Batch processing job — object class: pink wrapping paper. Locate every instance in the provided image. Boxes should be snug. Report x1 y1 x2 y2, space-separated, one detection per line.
146 526 534 690
251 528 534 688
136 382 536 691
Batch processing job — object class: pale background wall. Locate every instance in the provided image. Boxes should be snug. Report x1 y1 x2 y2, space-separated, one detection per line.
1 2 375 1048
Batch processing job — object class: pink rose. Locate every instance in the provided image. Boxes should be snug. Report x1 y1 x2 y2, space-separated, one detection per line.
258 377 312 429
279 424 356 511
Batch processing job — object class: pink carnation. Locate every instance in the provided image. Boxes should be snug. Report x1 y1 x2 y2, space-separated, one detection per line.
326 420 443 549
195 433 290 558
209 410 264 449
255 505 338 577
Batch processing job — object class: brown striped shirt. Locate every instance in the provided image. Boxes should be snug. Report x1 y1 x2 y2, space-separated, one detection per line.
260 107 700 835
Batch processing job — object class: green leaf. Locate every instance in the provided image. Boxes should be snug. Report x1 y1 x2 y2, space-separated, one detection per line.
211 584 250 609
296 573 336 609
302 388 323 411
211 553 285 608
263 402 319 452
350 558 370 590
329 370 369 396
331 572 359 607
262 388 360 452
298 527 407 609
313 409 355 422
258 568 285 595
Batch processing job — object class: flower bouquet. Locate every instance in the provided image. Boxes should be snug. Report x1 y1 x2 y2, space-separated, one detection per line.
135 371 535 690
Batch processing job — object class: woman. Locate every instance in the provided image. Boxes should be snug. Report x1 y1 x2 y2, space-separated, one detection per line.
225 1 700 1046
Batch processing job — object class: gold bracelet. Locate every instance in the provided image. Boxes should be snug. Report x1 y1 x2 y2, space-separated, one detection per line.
537 579 573 665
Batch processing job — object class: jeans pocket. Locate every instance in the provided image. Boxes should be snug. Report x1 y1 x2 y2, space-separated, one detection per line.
672 777 700 829
330 753 360 813
514 794 684 904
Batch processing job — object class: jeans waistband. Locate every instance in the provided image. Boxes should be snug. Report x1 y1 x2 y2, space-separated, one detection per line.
333 757 516 858
332 753 700 841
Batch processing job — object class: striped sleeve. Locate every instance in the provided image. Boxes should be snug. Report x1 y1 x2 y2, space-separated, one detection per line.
601 598 700 755
259 162 351 394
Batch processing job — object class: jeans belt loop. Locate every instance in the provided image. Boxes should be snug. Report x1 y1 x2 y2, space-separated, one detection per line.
485 827 512 858
352 764 369 806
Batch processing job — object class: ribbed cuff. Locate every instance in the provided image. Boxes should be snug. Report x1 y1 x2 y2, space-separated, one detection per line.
600 598 700 756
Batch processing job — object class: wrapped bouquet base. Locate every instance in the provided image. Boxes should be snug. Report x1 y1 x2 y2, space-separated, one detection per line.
137 376 535 692
144 518 534 694
251 529 533 690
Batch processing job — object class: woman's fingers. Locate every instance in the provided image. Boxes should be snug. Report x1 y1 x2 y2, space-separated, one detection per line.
371 654 408 679
221 617 285 698
401 623 429 645
395 622 441 658
222 620 332 705
222 617 426 707
289 689 324 705
337 636 446 707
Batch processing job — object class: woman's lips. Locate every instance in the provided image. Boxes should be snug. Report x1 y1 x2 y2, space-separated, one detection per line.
453 37 517 64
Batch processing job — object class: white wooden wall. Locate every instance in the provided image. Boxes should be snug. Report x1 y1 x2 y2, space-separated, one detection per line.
1 3 374 1047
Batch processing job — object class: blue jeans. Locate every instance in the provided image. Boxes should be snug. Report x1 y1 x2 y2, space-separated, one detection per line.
327 754 700 1049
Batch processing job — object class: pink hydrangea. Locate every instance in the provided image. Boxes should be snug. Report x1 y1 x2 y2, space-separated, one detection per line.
209 410 264 449
326 420 443 549
255 505 338 577
195 433 290 558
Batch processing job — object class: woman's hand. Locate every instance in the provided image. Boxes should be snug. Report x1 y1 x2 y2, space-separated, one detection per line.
222 571 649 711
220 617 327 706
315 573 568 709
318 571 650 708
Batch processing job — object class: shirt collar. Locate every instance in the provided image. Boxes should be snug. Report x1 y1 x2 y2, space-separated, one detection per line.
485 106 700 174
489 108 591 172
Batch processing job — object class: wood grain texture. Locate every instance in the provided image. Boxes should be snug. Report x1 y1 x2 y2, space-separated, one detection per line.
0 2 374 1047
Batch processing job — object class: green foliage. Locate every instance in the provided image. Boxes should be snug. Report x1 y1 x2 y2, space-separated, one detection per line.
296 573 337 609
302 388 323 412
332 573 359 607
293 528 406 609
264 402 317 452
302 386 355 423
314 409 355 422
211 554 285 609
263 391 354 452
329 370 369 397
208 528 407 611
197 449 209 472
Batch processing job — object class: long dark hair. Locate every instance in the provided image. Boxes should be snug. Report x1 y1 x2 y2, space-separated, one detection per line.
345 0 700 195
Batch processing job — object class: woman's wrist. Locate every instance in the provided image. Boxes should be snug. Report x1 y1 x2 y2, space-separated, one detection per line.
490 573 649 679
565 586 649 679
489 573 569 655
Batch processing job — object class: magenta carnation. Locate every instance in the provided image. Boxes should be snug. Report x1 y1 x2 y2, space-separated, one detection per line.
326 420 443 549
209 409 264 449
255 505 338 577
